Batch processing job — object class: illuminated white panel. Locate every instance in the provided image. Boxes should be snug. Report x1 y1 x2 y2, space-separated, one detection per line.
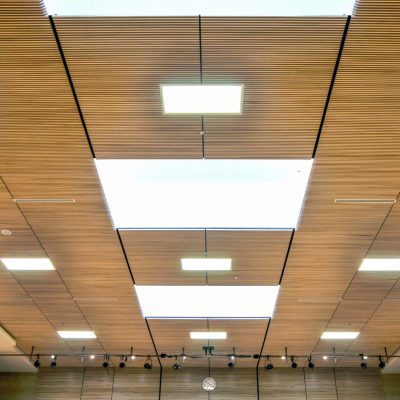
135 285 280 319
321 331 359 340
95 159 313 229
161 85 243 114
359 259 400 272
1 258 55 271
182 258 231 271
57 331 97 339
190 332 227 339
43 0 357 16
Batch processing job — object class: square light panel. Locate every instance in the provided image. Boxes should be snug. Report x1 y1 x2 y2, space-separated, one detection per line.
43 0 357 16
57 331 97 339
95 159 313 229
135 285 279 319
321 331 359 340
190 332 227 340
182 258 231 271
161 85 243 114
359 259 400 271
1 258 55 271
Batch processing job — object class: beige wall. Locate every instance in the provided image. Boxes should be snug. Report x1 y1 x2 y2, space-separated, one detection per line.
0 367 394 399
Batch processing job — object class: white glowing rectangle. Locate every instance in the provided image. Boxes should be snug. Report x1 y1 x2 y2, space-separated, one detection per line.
135 285 279 318
190 332 227 340
161 85 243 114
1 258 55 271
95 159 313 229
57 331 97 339
359 259 400 271
182 258 231 271
321 332 359 340
43 0 356 16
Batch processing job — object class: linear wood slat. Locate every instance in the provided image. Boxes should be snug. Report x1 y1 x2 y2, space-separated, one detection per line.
202 17 346 159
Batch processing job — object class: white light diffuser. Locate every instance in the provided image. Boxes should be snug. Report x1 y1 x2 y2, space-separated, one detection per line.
182 258 231 271
95 159 313 229
321 332 359 340
135 285 279 319
190 332 227 340
57 331 97 339
1 258 55 271
359 259 400 272
161 85 243 114
43 0 357 16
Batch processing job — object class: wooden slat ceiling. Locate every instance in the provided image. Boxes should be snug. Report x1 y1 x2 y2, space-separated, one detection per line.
55 16 346 159
0 0 400 369
119 229 292 285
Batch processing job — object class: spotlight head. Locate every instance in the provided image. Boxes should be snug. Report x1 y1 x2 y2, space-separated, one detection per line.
291 362 297 369
308 361 314 369
160 353 167 358
33 360 40 369
265 363 274 371
253 354 260 359
50 361 57 369
144 362 153 370
172 363 181 370
379 357 386 369
360 362 367 369
102 361 109 369
119 362 126 368
227 361 235 369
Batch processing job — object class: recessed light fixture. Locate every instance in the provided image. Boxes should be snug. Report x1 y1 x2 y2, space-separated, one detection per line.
57 331 97 339
321 331 359 340
359 259 400 272
1 229 12 236
181 258 231 271
190 332 227 340
161 85 243 115
323 356 328 360
95 159 313 229
1 258 55 271
135 285 279 319
42 0 357 16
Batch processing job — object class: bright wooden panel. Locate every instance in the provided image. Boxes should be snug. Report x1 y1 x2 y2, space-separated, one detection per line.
201 17 346 159
55 17 202 159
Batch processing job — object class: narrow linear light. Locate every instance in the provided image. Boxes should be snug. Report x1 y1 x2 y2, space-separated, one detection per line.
359 259 400 272
57 331 97 339
335 199 396 204
13 198 76 204
321 332 359 340
190 332 227 340
161 85 243 114
181 258 231 271
1 258 55 271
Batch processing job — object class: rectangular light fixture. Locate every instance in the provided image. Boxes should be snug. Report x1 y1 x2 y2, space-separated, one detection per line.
135 285 279 319
1 258 55 271
190 332 227 340
95 159 313 229
57 331 97 339
321 331 359 340
359 259 400 272
161 85 243 114
181 258 231 271
43 0 357 16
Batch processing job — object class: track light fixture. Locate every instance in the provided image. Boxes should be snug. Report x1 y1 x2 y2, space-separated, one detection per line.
264 356 273 371
119 356 127 369
102 354 110 369
307 356 314 369
378 356 386 370
172 356 182 370
144 356 153 370
33 356 40 369
290 356 297 369
360 354 367 369
228 347 236 368
130 347 136 361
50 355 57 369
